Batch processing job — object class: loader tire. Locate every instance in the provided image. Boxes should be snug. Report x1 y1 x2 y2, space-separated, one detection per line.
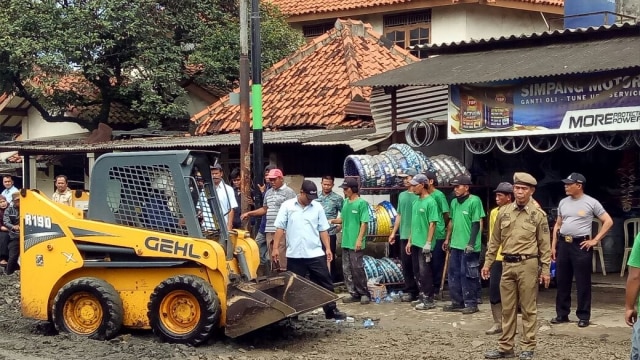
147 275 220 346
52 277 123 340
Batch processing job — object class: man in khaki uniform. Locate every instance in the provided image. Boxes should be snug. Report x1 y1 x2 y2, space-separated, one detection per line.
482 172 551 360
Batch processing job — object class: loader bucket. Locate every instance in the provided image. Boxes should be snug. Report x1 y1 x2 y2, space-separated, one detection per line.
225 271 339 338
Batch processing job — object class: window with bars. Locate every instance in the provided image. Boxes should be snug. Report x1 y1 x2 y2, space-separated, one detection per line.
107 164 190 236
383 10 432 58
302 22 336 38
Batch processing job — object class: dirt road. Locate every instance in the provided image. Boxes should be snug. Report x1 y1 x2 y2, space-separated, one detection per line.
0 273 631 360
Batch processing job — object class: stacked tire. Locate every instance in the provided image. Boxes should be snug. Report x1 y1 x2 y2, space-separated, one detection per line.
366 201 397 236
344 143 469 189
363 255 404 284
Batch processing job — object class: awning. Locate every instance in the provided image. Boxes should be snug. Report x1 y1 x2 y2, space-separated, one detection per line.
0 128 376 154
303 129 391 151
355 30 640 88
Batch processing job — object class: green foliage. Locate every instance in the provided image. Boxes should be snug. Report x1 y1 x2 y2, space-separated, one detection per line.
0 0 304 130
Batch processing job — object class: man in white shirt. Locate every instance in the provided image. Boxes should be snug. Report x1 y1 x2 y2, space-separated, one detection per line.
272 180 346 320
1 175 18 206
208 164 237 231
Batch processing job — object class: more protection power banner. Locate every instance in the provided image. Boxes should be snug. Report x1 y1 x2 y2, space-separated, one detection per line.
447 73 640 139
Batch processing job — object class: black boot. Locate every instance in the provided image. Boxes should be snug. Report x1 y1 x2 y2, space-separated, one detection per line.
484 349 516 359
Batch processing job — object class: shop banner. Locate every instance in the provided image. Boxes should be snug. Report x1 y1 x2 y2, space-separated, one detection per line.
448 74 640 139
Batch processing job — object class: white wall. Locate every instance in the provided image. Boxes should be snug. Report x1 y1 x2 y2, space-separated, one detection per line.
432 4 551 44
360 14 384 34
36 169 55 197
464 5 550 40
22 107 87 140
431 6 469 44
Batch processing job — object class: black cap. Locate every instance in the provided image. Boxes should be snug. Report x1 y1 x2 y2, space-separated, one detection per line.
450 175 472 186
493 182 513 194
211 163 223 171
424 170 437 181
301 180 318 200
561 172 586 184
340 177 359 189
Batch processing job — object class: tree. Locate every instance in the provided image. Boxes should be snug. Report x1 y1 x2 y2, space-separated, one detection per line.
0 0 304 130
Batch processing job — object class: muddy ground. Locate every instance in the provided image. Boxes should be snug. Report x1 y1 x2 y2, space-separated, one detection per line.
0 273 631 360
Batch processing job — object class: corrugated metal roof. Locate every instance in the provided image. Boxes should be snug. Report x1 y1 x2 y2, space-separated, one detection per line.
304 130 392 151
355 34 640 87
0 129 372 153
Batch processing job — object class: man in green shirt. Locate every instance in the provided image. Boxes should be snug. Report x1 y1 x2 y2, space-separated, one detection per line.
407 174 443 310
330 177 370 305
625 232 640 359
389 168 419 302
444 175 485 314
424 170 451 296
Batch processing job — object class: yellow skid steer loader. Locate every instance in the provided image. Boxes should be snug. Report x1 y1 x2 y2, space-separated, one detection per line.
19 150 337 345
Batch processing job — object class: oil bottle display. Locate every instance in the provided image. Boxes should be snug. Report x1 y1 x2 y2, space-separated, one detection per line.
484 90 514 130
460 94 485 131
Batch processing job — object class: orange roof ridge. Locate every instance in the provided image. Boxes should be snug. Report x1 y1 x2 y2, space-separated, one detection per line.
338 19 367 100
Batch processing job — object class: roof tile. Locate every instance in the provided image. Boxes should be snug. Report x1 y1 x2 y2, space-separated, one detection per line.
192 19 419 135
267 0 563 16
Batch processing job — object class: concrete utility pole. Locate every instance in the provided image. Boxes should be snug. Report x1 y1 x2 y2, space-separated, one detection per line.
239 0 252 226
251 0 263 200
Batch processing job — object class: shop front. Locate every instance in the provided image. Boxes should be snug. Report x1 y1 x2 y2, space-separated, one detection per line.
354 23 640 281
453 72 640 275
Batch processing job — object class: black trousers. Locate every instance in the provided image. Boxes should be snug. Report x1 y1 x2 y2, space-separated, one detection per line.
489 260 503 305
321 234 338 282
342 249 369 298
410 246 435 298
556 239 592 320
287 256 338 316
0 232 9 261
400 239 418 296
6 238 19 275
432 239 446 293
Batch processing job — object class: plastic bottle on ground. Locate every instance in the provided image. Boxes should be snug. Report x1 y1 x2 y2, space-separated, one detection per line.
363 318 374 328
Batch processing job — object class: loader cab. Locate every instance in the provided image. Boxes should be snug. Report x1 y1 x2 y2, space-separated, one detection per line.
87 150 233 258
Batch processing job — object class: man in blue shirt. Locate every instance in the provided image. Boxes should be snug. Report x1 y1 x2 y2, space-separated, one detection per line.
141 190 180 233
318 175 343 281
2 175 18 206
141 174 182 234
272 180 346 320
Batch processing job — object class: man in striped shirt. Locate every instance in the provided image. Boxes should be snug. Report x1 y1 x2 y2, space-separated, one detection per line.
241 168 296 272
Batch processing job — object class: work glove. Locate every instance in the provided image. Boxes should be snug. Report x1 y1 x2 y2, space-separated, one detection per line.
464 244 475 254
422 244 432 262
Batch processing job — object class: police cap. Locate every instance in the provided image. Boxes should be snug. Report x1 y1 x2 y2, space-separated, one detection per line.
513 172 537 187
